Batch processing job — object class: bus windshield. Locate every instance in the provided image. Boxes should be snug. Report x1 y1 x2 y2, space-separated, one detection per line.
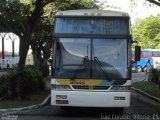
54 38 127 80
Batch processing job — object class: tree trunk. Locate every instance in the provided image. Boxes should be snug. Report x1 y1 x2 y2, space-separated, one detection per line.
31 42 43 67
18 33 30 69
17 29 31 99
18 0 44 69
31 42 50 77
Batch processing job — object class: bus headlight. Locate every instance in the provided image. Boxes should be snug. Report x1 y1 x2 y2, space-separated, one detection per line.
111 86 131 91
51 84 71 90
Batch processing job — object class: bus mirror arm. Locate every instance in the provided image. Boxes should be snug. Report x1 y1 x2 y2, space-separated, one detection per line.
131 40 138 45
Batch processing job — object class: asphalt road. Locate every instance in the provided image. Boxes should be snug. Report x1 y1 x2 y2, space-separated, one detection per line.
132 72 146 82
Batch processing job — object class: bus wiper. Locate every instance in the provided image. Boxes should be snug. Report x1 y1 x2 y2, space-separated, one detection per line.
94 57 112 80
71 56 89 80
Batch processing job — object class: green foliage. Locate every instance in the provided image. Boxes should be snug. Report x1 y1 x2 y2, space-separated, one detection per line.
39 65 50 77
54 0 98 10
0 0 100 71
17 66 45 96
31 0 99 68
0 75 8 97
0 90 49 109
151 68 160 84
0 0 31 32
0 66 46 99
132 81 160 98
132 14 160 49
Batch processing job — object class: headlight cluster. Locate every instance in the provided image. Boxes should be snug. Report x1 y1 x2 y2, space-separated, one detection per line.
51 84 71 90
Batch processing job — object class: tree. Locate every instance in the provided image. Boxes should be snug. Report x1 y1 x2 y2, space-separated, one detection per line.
0 0 99 70
131 0 160 9
132 14 160 48
30 0 99 76
146 0 160 6
0 0 32 69
0 0 99 99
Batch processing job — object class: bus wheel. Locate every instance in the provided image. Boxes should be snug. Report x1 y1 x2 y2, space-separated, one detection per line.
136 65 142 72
143 66 147 72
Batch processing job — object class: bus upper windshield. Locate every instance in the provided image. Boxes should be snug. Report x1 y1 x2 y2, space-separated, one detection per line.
54 38 127 80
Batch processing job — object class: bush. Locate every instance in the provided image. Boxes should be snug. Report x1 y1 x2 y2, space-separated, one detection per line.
39 65 49 77
0 66 46 99
151 68 160 84
0 75 8 98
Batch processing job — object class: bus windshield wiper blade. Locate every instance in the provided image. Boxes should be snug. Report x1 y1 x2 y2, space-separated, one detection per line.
94 57 112 80
71 56 89 80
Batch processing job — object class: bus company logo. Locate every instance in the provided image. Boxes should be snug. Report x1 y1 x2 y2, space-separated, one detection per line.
70 81 85 85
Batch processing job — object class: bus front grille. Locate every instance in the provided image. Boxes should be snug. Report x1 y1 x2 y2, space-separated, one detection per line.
72 85 110 90
72 85 89 89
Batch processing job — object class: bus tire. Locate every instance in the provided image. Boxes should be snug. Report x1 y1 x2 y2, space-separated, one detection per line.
143 66 147 72
136 65 142 72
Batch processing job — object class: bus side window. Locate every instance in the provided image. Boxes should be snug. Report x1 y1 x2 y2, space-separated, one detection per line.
141 51 144 58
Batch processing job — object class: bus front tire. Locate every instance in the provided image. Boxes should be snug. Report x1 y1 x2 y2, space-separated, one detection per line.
136 65 142 72
143 66 147 72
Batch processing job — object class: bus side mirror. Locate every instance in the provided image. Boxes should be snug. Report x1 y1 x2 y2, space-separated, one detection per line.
135 46 141 61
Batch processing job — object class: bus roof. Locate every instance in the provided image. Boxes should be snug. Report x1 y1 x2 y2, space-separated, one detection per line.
55 9 129 17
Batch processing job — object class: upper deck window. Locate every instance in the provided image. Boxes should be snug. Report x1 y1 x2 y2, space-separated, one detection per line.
55 17 129 35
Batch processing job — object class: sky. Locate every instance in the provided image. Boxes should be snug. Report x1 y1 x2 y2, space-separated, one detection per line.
100 0 160 22
0 0 160 53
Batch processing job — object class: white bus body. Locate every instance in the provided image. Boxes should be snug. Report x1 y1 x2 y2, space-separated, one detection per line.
51 9 132 108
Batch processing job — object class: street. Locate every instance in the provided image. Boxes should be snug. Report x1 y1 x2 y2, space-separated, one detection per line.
0 72 160 120
132 72 146 82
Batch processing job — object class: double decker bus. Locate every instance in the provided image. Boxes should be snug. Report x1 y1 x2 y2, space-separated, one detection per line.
51 9 140 108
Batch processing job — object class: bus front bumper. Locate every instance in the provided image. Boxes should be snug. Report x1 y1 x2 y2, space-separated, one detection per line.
51 90 130 107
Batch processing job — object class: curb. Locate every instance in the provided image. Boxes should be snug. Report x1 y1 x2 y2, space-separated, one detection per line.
131 87 160 103
0 94 51 112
